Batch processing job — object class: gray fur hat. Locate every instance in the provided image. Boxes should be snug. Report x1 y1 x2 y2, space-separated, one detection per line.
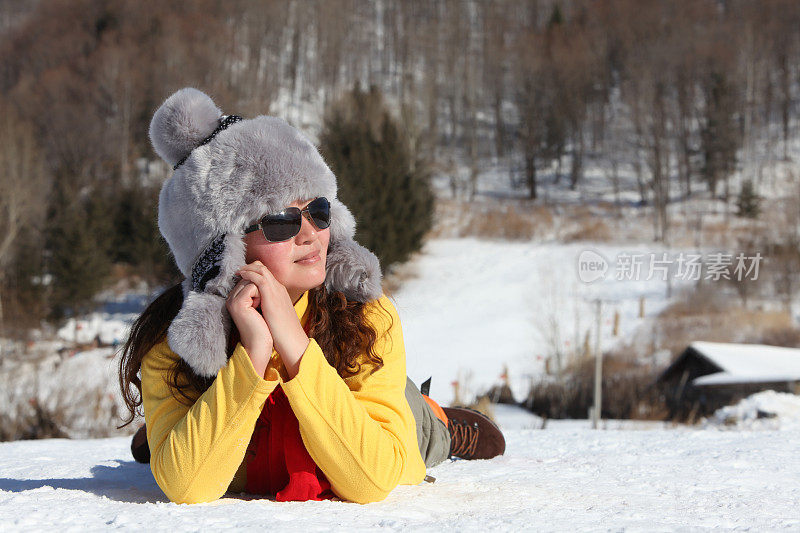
149 87 382 378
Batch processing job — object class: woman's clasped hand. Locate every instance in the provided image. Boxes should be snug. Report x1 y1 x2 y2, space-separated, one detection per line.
225 260 310 379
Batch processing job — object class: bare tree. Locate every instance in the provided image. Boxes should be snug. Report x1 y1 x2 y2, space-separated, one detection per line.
0 102 46 334
481 1 509 161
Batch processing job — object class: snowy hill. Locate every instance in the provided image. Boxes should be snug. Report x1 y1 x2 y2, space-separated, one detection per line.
1 405 799 530
394 238 694 405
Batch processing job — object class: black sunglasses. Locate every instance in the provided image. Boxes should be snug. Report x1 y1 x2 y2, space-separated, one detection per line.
244 197 331 242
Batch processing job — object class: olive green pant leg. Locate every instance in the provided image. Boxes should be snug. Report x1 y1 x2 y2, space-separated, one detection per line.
404 377 451 468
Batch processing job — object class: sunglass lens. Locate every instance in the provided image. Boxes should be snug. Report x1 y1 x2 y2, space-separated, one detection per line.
307 197 331 229
258 198 330 242
261 209 301 242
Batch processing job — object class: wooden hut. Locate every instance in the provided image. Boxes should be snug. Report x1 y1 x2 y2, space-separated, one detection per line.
656 341 800 421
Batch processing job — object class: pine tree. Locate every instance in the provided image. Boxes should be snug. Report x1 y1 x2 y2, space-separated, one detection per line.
319 84 434 271
700 71 739 197
736 180 761 219
111 181 179 286
45 182 114 318
548 4 564 27
0 231 48 334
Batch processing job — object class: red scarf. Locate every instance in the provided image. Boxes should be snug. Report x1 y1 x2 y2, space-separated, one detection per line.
244 322 334 501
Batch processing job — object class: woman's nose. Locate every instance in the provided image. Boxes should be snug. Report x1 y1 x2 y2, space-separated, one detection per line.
296 211 318 242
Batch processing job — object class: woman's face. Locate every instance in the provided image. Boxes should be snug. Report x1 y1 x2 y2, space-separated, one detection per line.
243 198 330 302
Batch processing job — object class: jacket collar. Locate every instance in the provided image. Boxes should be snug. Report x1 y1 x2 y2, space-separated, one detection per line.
294 289 310 324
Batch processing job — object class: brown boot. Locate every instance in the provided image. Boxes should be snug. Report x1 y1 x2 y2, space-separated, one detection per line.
443 406 506 460
131 423 150 464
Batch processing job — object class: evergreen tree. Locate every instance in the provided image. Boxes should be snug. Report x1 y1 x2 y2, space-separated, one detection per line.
736 180 761 219
319 83 435 271
548 4 564 27
700 71 739 197
111 181 179 286
45 182 114 318
0 230 48 335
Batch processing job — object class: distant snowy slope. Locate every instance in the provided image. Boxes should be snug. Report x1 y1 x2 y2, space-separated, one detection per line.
1 407 798 531
394 238 689 405
0 347 125 441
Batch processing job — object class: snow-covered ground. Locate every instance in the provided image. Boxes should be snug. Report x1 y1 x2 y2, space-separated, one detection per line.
1 404 799 531
54 292 155 346
0 346 122 440
702 390 800 431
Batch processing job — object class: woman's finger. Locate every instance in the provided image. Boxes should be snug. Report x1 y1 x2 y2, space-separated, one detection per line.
237 268 281 300
237 262 278 284
234 262 307 372
228 275 251 293
227 279 262 311
227 278 251 301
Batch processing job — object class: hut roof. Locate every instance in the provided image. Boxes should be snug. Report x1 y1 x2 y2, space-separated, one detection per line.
686 342 800 386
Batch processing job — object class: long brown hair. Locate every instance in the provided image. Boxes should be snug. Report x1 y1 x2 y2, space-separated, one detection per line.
117 283 389 429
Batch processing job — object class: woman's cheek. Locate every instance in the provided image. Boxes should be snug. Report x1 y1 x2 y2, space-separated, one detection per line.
245 241 290 272
263 242 294 272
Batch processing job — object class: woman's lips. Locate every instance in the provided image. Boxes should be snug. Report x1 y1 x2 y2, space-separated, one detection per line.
295 253 321 264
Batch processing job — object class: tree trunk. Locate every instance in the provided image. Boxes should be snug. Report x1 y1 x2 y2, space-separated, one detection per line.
494 90 505 159
0 277 4 341
569 128 584 190
526 153 537 200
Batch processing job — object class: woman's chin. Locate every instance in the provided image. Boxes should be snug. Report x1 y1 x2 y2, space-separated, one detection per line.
291 271 326 293
280 260 326 294
297 262 326 281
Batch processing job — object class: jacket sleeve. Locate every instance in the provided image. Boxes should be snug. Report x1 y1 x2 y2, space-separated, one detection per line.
281 294 427 504
140 340 281 504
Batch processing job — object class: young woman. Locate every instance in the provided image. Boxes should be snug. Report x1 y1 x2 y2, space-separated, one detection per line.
118 88 505 505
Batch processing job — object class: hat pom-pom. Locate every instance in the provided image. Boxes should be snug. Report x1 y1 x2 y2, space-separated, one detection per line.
149 87 222 168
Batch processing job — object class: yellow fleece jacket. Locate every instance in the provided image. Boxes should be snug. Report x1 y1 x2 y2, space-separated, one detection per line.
140 290 427 505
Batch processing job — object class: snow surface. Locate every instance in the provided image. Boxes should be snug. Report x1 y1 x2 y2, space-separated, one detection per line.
703 390 800 431
1 404 799 531
54 292 153 346
0 347 122 440
55 315 132 347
